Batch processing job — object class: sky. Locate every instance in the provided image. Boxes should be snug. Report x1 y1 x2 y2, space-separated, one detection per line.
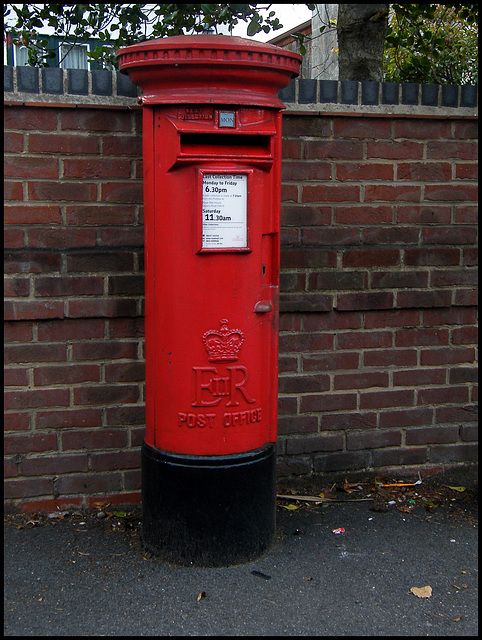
232 4 314 41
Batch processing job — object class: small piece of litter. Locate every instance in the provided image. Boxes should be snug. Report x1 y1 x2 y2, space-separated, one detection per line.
332 528 345 534
251 570 271 580
410 585 432 598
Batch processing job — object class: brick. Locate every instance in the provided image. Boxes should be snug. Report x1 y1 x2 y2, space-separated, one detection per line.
4 106 57 131
20 453 89 476
343 249 399 267
4 412 31 431
4 181 23 201
4 131 24 153
396 205 451 224
28 181 97 202
435 405 477 424
367 141 423 160
395 328 449 347
61 109 132 132
321 412 377 431
455 164 478 180
90 450 140 472
278 374 330 394
304 140 363 160
360 389 414 409
379 408 433 428
282 116 332 138
286 433 343 454
334 118 391 139
365 309 419 329
301 227 360 246
278 415 318 435
66 204 137 226
101 182 143 203
373 447 428 467
4 205 62 225
34 276 103 297
4 432 57 455
4 250 61 274
67 298 138 318
4 229 25 249
370 271 428 289
364 349 417 367
335 205 392 225
365 184 421 202
404 248 460 266
302 352 360 372
302 184 360 203
34 364 100 386
37 318 105 342
452 327 478 345
282 160 331 181
362 227 418 245
63 158 131 179
104 362 145 383
4 156 59 179
426 141 477 160
347 430 401 450
65 251 134 273
281 248 336 268
431 269 477 287
4 321 34 343
336 162 393 181
281 139 302 159
449 367 478 384
337 331 391 350
406 426 459 446
279 293 333 313
314 451 371 473
300 393 357 413
29 133 99 155
281 204 331 227
396 290 452 309
420 347 475 366
425 184 478 202
73 384 139 406
56 472 122 495
393 119 451 139
4 277 29 297
334 371 388 390
396 162 451 181
61 428 128 451
279 333 334 353
393 368 446 387
27 228 97 249
308 271 366 291
337 291 393 311
422 226 477 245
72 340 138 361
4 478 54 499
4 388 70 410
4 368 29 386
105 405 146 426
429 443 477 464
5 343 67 364
455 205 478 224
418 386 469 406
4 300 64 321
36 408 103 429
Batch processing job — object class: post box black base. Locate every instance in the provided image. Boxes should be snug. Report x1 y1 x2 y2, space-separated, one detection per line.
141 441 276 567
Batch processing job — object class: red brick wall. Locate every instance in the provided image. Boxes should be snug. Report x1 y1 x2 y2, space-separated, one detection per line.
4 99 478 512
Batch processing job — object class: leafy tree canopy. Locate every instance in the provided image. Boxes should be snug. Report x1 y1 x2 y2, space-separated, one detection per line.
383 3 478 84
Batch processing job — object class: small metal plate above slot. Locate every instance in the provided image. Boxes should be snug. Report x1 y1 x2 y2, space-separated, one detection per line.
219 111 236 128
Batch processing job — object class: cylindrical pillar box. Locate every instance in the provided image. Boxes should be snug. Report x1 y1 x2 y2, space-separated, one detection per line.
117 35 301 567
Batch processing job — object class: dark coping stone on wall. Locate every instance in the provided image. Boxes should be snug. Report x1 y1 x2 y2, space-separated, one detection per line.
319 79 337 103
441 84 459 107
340 80 358 104
401 83 419 105
361 81 379 105
68 69 88 95
117 71 138 97
460 85 478 108
421 83 439 106
92 69 113 96
278 78 296 103
381 82 399 104
4 65 13 92
17 66 39 93
298 79 317 104
42 67 63 94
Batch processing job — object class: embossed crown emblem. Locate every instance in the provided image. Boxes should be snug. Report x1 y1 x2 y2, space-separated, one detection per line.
202 319 245 363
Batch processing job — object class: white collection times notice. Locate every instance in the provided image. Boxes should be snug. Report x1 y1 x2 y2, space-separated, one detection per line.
202 174 247 249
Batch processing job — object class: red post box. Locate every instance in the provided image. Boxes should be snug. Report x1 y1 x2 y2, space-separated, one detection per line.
117 35 301 566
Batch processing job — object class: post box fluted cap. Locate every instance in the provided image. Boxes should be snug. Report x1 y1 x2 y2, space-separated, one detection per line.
116 34 302 107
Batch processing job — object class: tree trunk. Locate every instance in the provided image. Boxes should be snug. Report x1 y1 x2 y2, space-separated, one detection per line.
337 4 389 81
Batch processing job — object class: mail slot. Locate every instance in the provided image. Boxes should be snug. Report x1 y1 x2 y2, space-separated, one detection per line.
117 35 301 567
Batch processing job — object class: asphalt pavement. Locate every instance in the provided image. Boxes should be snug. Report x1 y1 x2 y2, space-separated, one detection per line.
4 471 478 636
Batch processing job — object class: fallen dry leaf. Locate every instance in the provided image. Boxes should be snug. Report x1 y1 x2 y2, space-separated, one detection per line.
196 591 206 602
410 585 432 598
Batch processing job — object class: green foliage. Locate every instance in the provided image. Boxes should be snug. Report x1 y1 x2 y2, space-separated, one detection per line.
384 4 478 84
3 3 300 68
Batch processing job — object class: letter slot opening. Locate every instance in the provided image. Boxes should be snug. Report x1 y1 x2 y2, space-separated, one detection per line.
180 133 272 157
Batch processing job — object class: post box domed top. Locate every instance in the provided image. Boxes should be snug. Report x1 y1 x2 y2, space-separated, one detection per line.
116 34 302 107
